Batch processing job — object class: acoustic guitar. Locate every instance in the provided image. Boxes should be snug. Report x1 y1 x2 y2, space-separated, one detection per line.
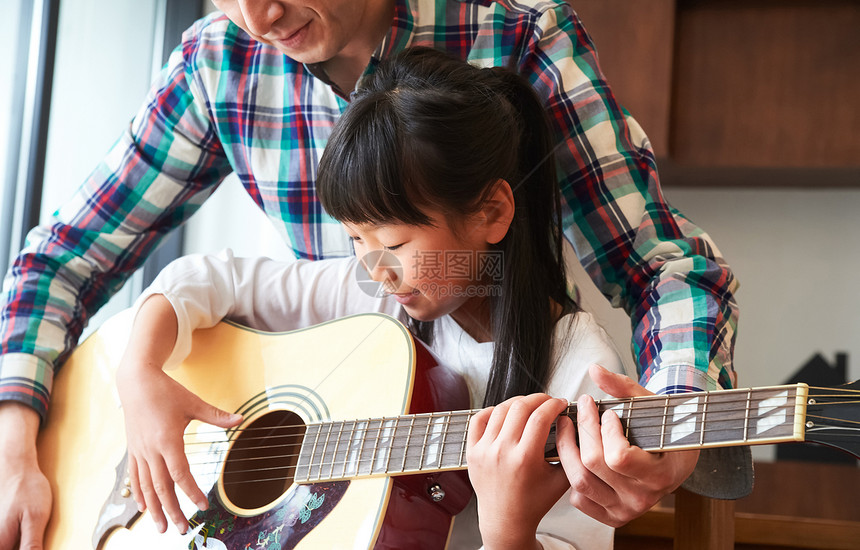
37 311 860 549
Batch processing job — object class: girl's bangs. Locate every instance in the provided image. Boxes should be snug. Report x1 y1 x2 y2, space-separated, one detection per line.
317 97 433 226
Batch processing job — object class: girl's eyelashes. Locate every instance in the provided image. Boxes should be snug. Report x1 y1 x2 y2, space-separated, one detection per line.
346 234 402 251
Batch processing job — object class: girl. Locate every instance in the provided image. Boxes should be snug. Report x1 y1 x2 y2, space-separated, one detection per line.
117 47 625 549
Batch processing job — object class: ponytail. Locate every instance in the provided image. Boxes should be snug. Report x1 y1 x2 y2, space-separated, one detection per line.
479 66 575 406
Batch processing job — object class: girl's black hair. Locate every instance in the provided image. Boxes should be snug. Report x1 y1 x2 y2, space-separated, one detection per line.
317 47 578 406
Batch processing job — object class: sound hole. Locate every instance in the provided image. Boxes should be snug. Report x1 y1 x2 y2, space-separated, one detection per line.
222 409 305 510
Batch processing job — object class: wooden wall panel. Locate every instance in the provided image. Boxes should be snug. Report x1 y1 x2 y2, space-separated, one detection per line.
672 0 860 168
572 0 676 157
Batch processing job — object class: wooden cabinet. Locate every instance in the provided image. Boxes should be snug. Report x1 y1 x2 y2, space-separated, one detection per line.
572 0 860 172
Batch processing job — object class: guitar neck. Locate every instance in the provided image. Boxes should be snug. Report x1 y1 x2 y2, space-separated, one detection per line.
295 384 809 483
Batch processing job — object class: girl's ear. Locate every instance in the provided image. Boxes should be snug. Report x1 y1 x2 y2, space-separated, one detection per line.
479 179 515 244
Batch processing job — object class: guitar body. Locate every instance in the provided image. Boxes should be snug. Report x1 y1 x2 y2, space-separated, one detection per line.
38 312 472 549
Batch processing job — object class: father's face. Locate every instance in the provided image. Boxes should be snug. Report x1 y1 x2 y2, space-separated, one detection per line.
212 0 371 63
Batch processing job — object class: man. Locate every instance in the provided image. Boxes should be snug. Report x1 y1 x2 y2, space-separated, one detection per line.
0 1 744 547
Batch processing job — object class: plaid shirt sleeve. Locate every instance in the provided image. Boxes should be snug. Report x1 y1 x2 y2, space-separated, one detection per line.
518 4 739 393
0 18 232 420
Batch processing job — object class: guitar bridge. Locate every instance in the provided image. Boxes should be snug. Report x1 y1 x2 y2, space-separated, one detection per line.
92 451 141 549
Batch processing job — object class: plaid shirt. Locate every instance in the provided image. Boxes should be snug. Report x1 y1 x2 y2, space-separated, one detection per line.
0 0 738 420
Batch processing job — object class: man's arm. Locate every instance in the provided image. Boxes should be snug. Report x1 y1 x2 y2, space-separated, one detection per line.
0 15 232 422
0 403 51 550
510 3 745 519
515 4 739 393
0 15 232 548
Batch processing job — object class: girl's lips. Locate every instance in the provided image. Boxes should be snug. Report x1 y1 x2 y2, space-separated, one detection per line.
276 21 311 50
390 291 419 305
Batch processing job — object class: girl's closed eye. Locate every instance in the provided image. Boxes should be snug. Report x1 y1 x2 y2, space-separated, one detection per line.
384 243 405 251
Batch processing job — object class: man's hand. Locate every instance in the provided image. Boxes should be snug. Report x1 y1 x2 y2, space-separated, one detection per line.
0 402 52 550
555 364 700 527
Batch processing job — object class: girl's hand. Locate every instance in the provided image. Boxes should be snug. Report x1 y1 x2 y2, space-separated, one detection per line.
555 364 699 527
116 367 241 535
466 394 571 550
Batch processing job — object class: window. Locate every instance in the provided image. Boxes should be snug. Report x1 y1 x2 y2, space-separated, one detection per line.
1 0 204 335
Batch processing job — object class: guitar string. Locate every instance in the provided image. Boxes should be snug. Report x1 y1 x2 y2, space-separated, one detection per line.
180 411 860 474
121 385 856 485
180 387 860 441
180 412 860 466
210 421 860 488
180 397 860 451
211 419 860 489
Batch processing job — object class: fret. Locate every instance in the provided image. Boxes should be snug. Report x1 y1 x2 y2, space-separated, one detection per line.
421 414 446 470
418 415 430 471
700 392 709 446
624 397 633 439
668 395 700 446
404 416 430 472
374 418 396 475
343 420 363 478
659 396 669 449
743 389 752 442
387 416 406 475
455 412 470 468
317 422 332 481
295 423 318 482
340 421 354 479
702 389 745 445
438 413 452 469
355 420 371 476
445 412 466 469
401 416 415 473
363 420 376 475
326 421 340 480
459 413 470 468
308 421 324 481
368 418 381 475
750 388 796 440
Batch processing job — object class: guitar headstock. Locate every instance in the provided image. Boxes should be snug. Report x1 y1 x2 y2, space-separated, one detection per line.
804 380 860 459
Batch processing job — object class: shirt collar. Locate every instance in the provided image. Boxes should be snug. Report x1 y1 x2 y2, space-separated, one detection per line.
306 0 416 98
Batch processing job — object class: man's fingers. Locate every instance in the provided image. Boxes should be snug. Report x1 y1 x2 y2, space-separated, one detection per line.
575 394 606 470
599 408 656 479
589 364 650 399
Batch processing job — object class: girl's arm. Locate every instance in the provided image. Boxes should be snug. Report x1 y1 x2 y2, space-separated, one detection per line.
466 394 572 550
115 251 398 534
115 294 242 535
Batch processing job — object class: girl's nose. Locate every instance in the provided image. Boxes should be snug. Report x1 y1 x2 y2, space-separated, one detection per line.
369 264 399 294
238 0 284 37
363 250 402 294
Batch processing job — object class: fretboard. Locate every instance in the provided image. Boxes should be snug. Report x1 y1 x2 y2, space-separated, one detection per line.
294 384 808 483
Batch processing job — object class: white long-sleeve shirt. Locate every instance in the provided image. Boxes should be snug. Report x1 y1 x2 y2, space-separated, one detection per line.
137 250 625 549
